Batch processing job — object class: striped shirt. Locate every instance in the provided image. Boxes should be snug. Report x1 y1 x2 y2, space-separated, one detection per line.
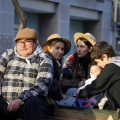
0 46 53 101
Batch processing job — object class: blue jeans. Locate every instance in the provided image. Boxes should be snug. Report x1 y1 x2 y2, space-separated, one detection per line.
56 96 76 106
66 88 77 97
56 88 77 106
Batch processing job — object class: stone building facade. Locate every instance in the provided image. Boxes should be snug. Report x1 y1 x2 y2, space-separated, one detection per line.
0 0 118 57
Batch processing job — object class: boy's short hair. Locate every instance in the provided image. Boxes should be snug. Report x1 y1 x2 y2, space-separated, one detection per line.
91 41 115 61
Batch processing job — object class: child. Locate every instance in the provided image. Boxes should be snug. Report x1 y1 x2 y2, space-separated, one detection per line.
77 41 120 110
77 64 102 93
73 64 107 109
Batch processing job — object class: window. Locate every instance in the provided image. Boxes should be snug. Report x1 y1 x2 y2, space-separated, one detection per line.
97 0 104 3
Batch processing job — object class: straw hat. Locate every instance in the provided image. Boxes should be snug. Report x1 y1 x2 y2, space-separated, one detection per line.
42 34 71 56
14 28 37 42
74 32 96 46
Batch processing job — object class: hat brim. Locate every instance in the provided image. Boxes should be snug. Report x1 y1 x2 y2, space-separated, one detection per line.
42 38 71 56
74 33 96 46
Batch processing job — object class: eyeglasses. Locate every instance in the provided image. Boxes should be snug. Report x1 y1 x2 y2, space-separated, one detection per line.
16 40 33 46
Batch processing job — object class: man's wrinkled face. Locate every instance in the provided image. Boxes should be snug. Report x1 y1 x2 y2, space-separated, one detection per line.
16 39 38 57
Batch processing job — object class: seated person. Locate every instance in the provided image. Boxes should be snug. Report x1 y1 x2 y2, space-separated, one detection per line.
78 41 120 110
41 34 71 101
0 28 53 120
60 32 96 93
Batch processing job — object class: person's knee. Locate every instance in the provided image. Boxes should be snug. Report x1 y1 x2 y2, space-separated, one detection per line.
24 97 40 108
23 97 47 111
22 97 47 120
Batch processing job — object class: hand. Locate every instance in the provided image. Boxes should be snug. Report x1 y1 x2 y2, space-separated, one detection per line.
62 95 67 99
7 99 20 112
78 80 85 87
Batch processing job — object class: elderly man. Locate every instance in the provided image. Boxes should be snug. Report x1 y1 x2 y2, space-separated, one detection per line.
0 28 53 120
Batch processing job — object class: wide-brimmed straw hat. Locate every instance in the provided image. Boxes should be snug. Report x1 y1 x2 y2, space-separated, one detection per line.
42 34 71 56
74 32 96 46
14 28 37 42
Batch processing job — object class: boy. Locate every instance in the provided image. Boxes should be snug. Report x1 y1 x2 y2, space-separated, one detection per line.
78 41 120 110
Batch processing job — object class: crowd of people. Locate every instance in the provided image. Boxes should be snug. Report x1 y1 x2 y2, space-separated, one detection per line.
0 27 120 120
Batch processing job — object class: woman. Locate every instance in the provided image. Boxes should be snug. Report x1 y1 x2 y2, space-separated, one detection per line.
60 32 96 95
42 34 71 101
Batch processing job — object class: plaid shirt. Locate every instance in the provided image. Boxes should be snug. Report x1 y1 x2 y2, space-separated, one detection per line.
0 46 53 101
